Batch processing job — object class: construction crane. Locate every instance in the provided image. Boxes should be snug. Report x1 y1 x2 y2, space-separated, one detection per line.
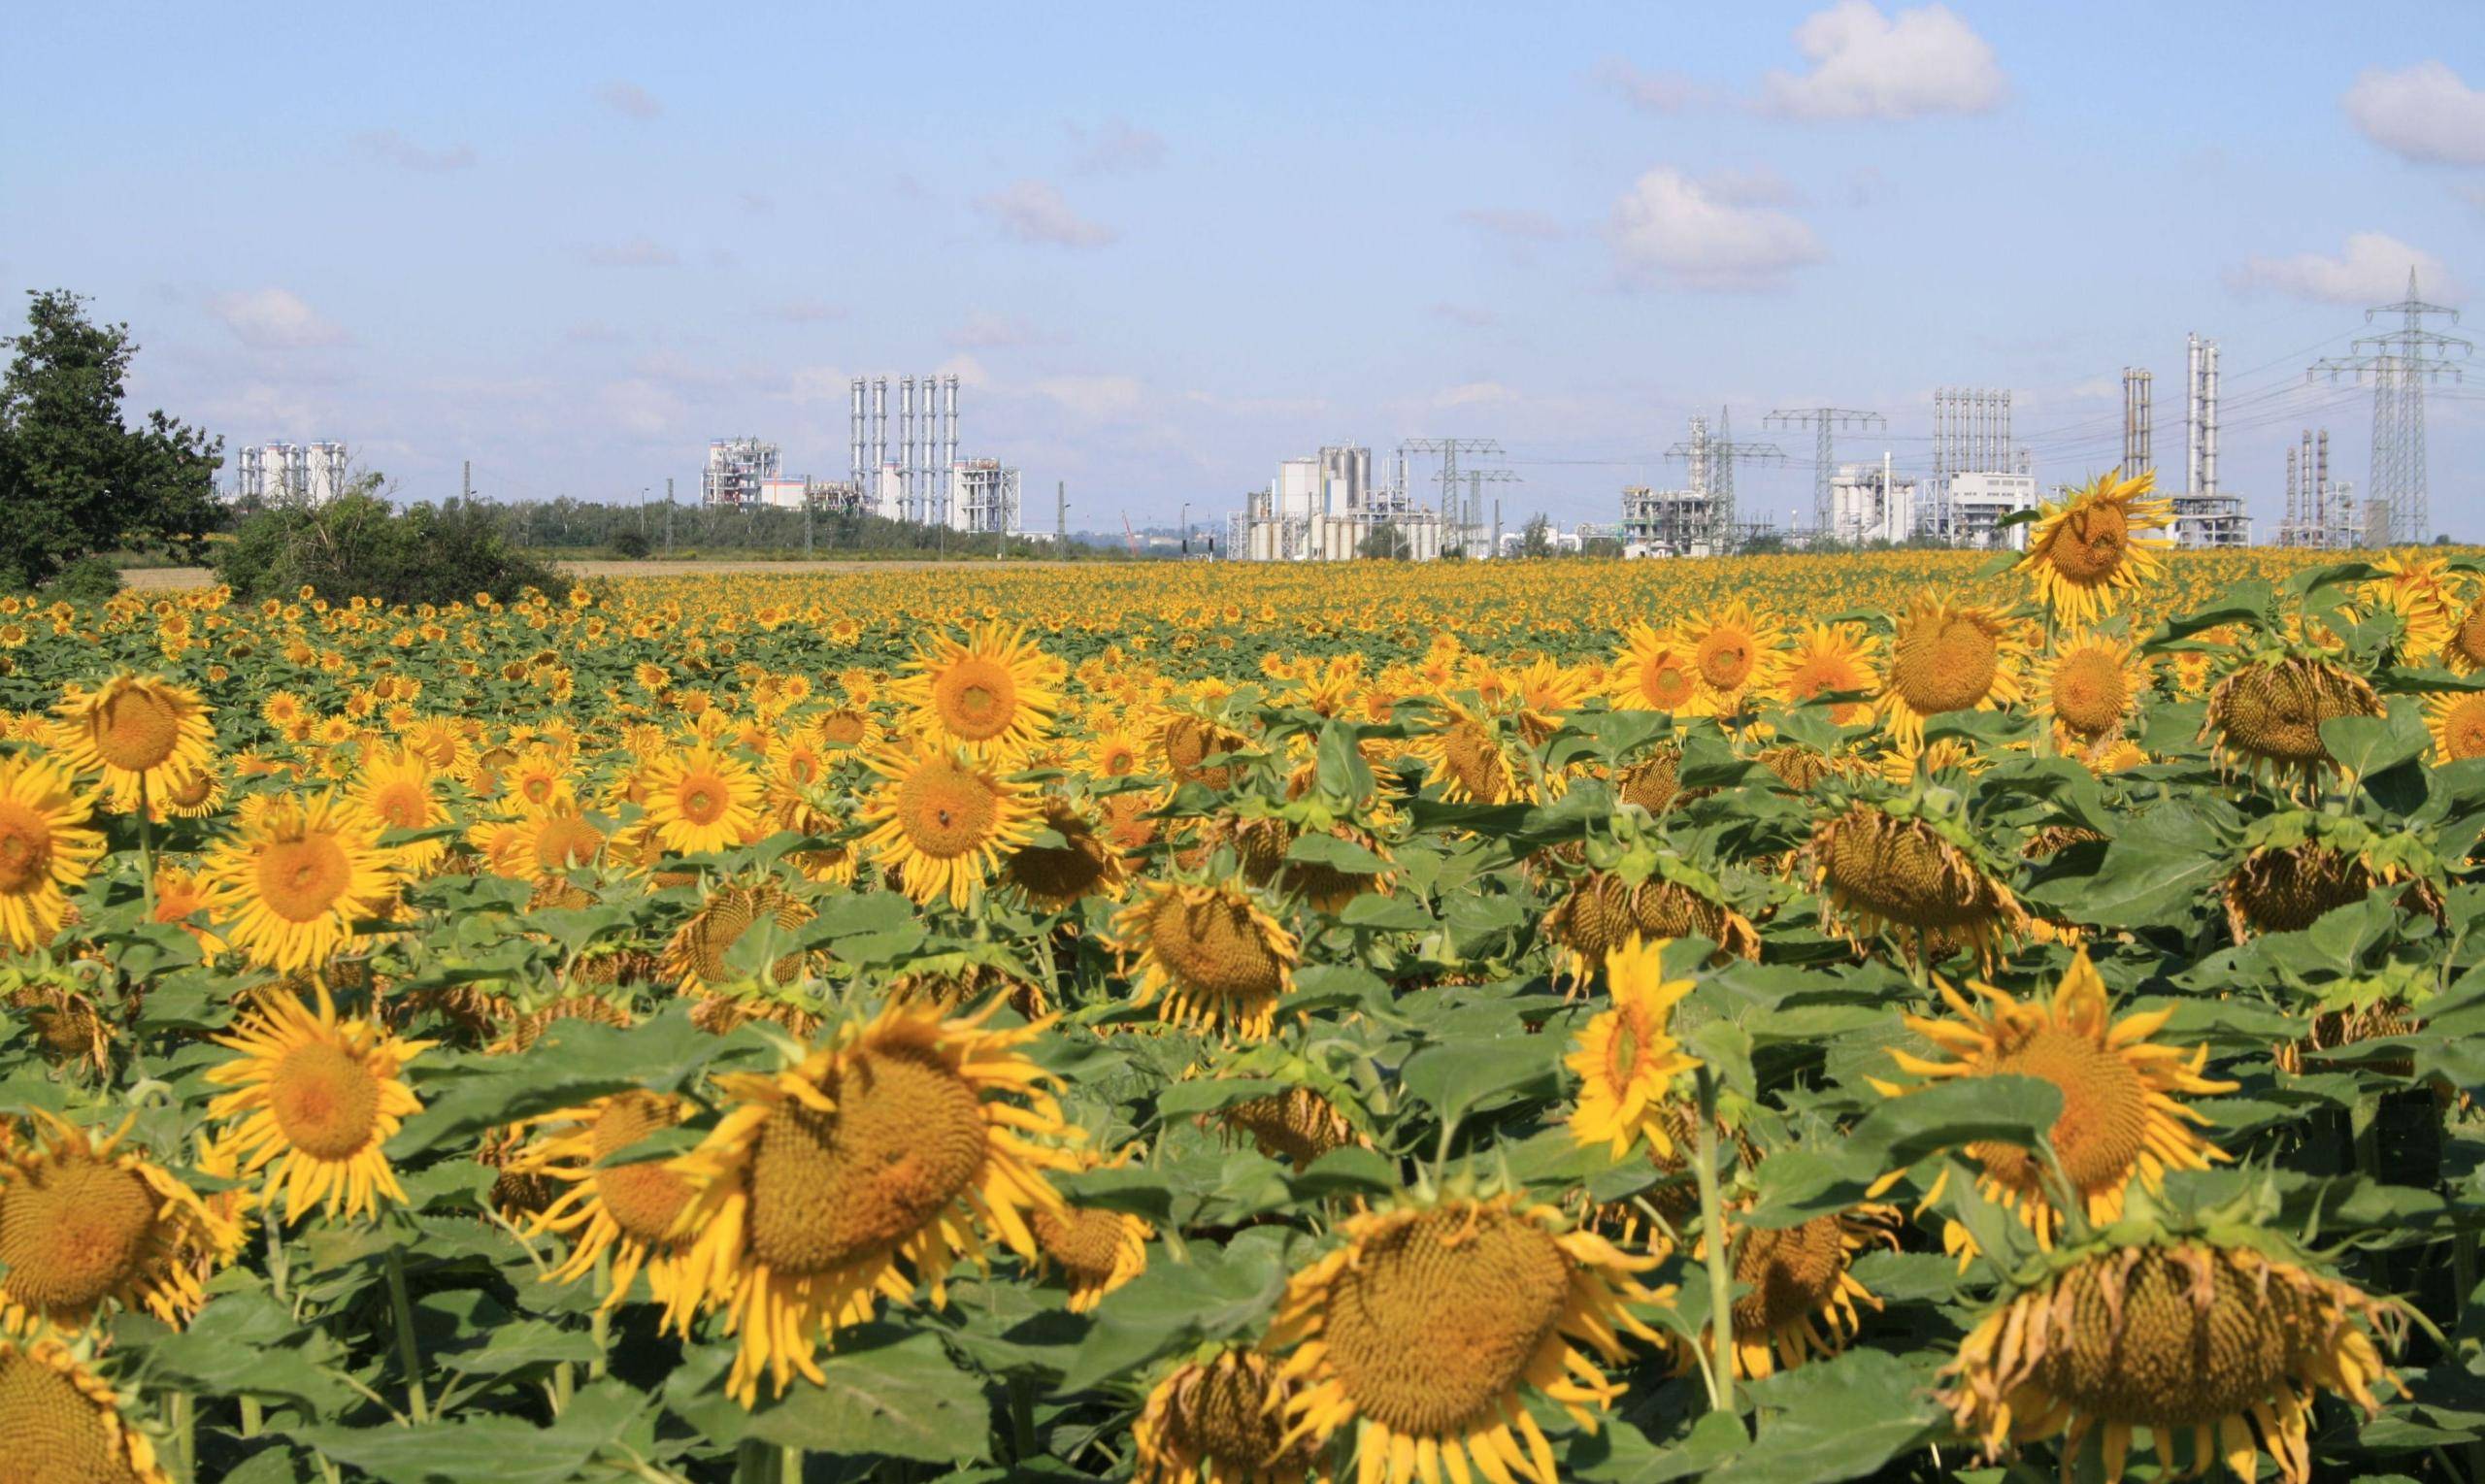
1121 512 1140 557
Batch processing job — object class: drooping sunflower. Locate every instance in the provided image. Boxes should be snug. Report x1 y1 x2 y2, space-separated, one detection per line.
204 984 432 1224
0 1112 240 1335
641 742 766 857
1217 1085 1360 1171
201 791 401 973
2015 469 2173 625
662 881 815 992
1607 622 1701 713
2200 654 2382 787
1778 620 1880 724
0 1335 172 1484
671 1000 1075 1402
1134 1347 1330 1484
1407 698 1532 805
1872 950 2233 1251
2442 587 2485 674
0 752 104 954
1703 1204 1898 1379
894 621 1060 762
1031 1155 1152 1313
1676 601 1785 714
2425 688 2485 765
1156 712 1252 791
1811 802 2026 966
1003 796 1129 908
2032 631 2150 746
1939 1230 2400 1484
507 1091 704 1328
855 747 1038 909
352 747 450 873
49 674 215 802
1541 868 1759 984
1877 594 2032 747
1565 938 1701 1158
1266 1193 1669 1484
1113 879 1299 1038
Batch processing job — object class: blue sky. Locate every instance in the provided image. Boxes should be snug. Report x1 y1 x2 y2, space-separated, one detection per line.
7 2 2481 534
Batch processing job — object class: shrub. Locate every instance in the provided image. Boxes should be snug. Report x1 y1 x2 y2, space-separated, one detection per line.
40 553 123 604
215 490 559 607
611 529 652 560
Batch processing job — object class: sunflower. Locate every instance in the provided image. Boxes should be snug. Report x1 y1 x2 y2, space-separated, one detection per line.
204 983 433 1224
151 863 225 955
510 799 607 878
2425 688 2485 765
1613 745 1684 812
1113 879 1299 1038
1157 712 1250 790
1878 594 2032 747
2032 630 2149 745
1704 1205 1897 1379
507 1091 704 1327
1133 1348 1330 1484
856 747 1038 908
202 791 401 973
2200 655 2382 786
2220 837 2421 940
1408 698 1529 805
811 705 882 755
1031 1159 1152 1313
671 999 1075 1402
1218 1086 1359 1171
1810 803 2025 966
1541 870 1759 984
352 747 450 873
49 674 215 801
1607 622 1700 713
1565 938 1701 1158
1676 601 1785 714
894 621 1059 761
641 742 765 857
0 752 104 953
1003 796 1129 908
1088 729 1146 780
0 1336 172 1484
2443 588 2485 674
1872 950 2233 1251
1266 1193 1669 1484
1939 1231 2399 1484
0 1112 239 1334
2016 470 2173 624
662 881 814 992
1778 621 1879 724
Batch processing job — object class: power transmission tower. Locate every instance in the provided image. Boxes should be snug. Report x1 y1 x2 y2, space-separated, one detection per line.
1765 407 1882 533
1667 410 1784 549
1396 438 1504 521
2310 269 2470 544
1462 469 1520 556
1055 481 1067 548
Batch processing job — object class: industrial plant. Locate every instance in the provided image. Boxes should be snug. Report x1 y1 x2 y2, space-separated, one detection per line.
231 441 349 507
697 374 1024 538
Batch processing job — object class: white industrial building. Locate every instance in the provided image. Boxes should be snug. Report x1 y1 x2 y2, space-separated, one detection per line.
233 442 348 507
1826 460 1917 545
2173 333 2252 547
702 439 781 507
845 376 1023 535
1231 444 1445 560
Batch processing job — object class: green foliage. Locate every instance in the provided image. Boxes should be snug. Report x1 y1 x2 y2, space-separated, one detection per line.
0 288 220 588
40 553 123 604
1359 522 1414 560
609 528 652 560
215 488 561 606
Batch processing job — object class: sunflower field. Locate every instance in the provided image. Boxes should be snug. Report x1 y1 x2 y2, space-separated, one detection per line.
4 477 2485 1484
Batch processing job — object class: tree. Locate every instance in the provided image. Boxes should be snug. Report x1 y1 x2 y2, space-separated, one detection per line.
1359 523 1413 560
1520 513 1552 558
215 482 558 606
0 290 220 587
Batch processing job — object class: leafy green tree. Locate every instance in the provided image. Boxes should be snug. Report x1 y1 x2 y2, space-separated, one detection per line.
0 290 221 587
1520 513 1552 557
215 483 558 606
1359 523 1413 560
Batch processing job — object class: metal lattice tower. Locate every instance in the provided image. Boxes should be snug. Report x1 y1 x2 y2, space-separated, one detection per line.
1668 409 1784 548
1396 439 1504 522
1766 406 1883 533
2310 269 2470 544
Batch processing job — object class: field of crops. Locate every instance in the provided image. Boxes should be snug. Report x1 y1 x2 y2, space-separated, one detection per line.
4 481 2485 1484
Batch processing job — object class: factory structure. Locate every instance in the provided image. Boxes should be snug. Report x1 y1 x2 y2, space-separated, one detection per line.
699 375 1023 536
1230 445 1448 561
232 441 349 507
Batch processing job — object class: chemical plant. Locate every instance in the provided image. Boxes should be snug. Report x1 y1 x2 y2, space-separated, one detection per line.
231 441 349 507
698 374 1023 537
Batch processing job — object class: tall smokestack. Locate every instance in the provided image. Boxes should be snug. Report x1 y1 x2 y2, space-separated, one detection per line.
2317 429 2331 536
943 376 959 471
2185 334 2202 497
2202 342 2219 497
850 379 866 490
898 377 916 523
870 378 888 499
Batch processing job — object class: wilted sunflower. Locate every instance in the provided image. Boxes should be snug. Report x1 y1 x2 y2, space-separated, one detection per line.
1114 879 1299 1038
202 790 400 973
1565 938 1701 1158
1003 796 1129 908
1811 802 2025 967
1156 712 1250 790
642 742 765 856
508 1091 704 1328
663 881 814 992
1613 744 1685 812
2442 587 2485 674
1217 1085 1359 1171
672 999 1074 1402
2200 654 2381 786
1703 1204 1898 1379
2032 631 2149 745
50 674 215 802
0 752 104 953
2016 469 2173 624
205 984 433 1224
1134 1347 1329 1484
1878 594 2032 747
1266 1193 1669 1484
1873 950 2233 1251
1408 698 1530 805
1607 622 1701 713
1939 1230 2399 1484
1031 1154 1151 1313
2425 688 2485 765
0 1112 239 1334
1541 869 1759 984
0 1336 172 1484
895 620 1060 762
2219 822 2438 940
1778 620 1880 724
856 747 1038 908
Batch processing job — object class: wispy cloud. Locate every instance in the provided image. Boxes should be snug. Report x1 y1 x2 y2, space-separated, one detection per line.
947 312 1046 348
764 298 845 324
580 237 680 268
2227 232 2462 306
2343 61 2485 167
598 81 664 120
351 129 476 172
1068 118 1166 174
1592 58 1713 115
974 180 1118 248
209 288 349 348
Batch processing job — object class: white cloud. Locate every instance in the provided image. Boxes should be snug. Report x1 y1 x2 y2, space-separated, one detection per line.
936 354 992 389
351 129 476 172
974 180 1118 247
1703 168 1801 207
1607 167 1827 291
1456 207 1565 242
209 288 348 349
1436 381 1518 409
1593 58 1712 115
1761 2 2005 120
581 237 679 268
946 312 1044 348
1033 374 1144 419
2343 61 2485 167
598 379 683 437
598 82 664 120
2226 232 2463 306
1068 118 1166 174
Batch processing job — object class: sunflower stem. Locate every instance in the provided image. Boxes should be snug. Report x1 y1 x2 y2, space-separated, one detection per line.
1691 1064 1737 1415
138 775 156 917
384 1242 431 1425
240 1394 263 1438
590 1245 613 1380
169 1389 193 1480
734 1438 779 1483
1010 1375 1039 1459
